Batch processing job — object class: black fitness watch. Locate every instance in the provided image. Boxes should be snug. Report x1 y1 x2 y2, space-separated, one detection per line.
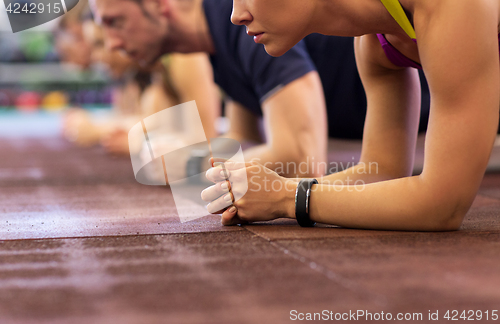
295 178 318 227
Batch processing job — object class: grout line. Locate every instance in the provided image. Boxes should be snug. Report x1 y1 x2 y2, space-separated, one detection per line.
242 226 388 306
0 229 245 242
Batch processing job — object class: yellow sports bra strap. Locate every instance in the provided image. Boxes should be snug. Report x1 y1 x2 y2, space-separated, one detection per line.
380 0 416 39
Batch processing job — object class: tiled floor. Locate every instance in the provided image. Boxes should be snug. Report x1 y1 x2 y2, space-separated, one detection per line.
0 135 499 324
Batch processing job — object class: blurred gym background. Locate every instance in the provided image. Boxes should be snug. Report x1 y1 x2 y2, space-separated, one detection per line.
0 1 112 137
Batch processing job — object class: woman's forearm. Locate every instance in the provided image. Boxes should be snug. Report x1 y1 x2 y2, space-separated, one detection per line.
286 174 467 231
318 163 398 185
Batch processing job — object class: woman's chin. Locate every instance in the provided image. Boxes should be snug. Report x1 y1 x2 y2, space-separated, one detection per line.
263 43 291 57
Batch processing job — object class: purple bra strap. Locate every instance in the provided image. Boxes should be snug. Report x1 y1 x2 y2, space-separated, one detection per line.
377 34 422 69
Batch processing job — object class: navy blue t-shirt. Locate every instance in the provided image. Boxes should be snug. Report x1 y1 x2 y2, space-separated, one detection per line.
203 0 429 139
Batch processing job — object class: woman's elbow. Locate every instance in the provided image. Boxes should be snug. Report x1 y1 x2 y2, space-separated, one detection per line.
433 210 465 231
424 192 473 231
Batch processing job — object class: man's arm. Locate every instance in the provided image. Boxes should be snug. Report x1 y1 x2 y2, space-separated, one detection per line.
169 53 221 139
227 71 328 178
223 100 263 144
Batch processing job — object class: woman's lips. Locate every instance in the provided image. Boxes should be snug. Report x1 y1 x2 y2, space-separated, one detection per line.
253 33 264 43
247 30 265 43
